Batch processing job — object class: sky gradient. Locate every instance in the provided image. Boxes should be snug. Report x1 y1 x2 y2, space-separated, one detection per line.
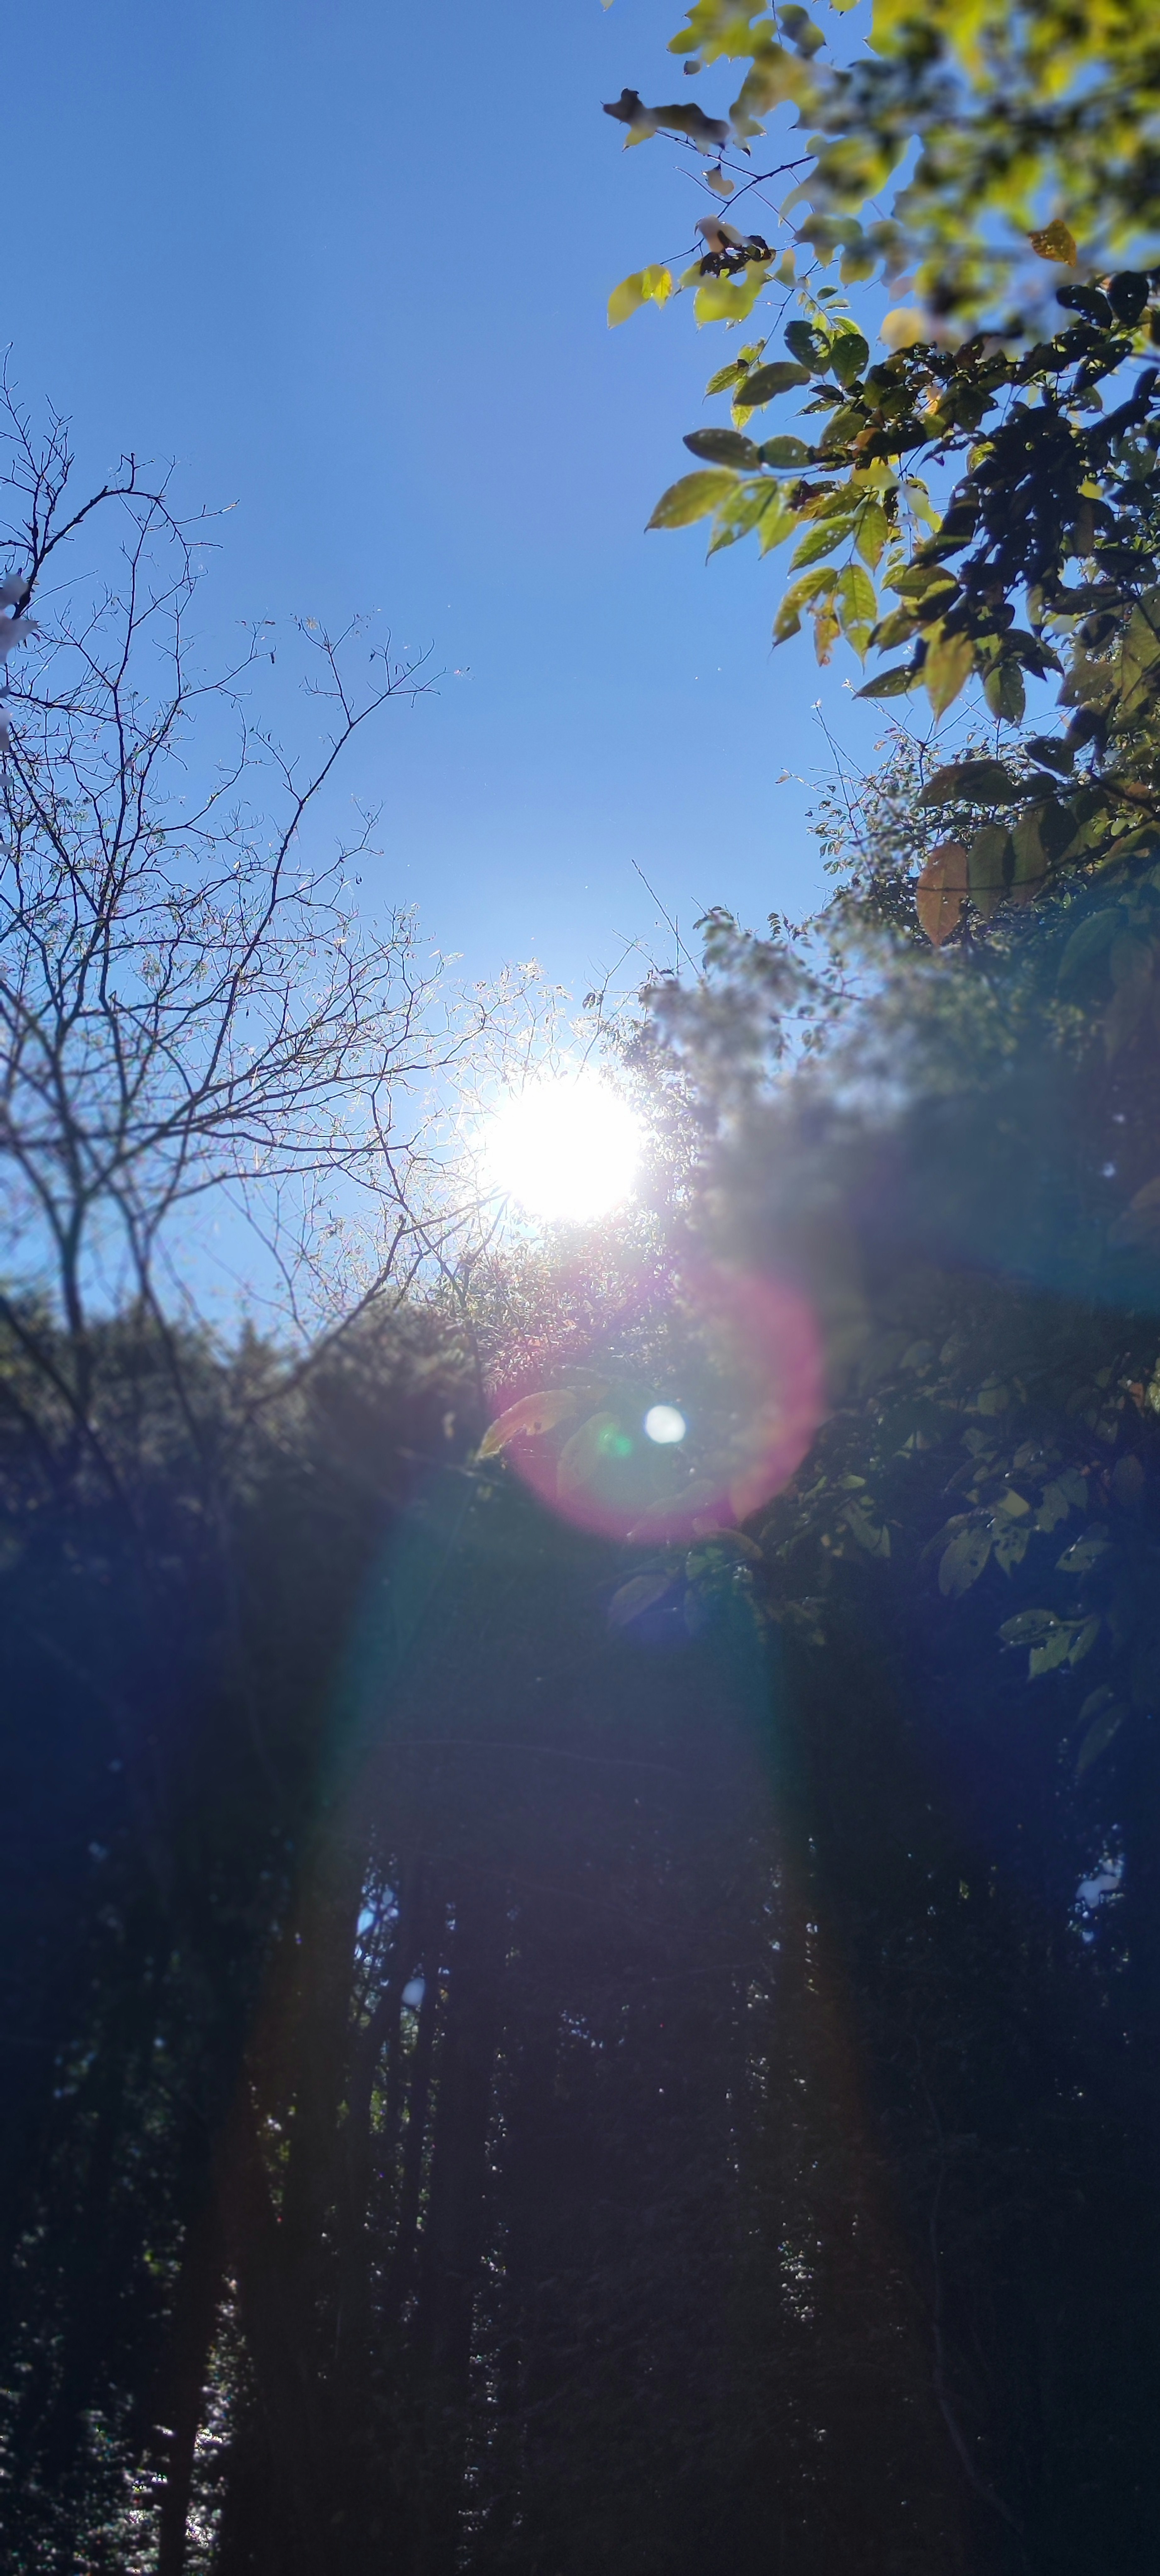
7 0 889 1004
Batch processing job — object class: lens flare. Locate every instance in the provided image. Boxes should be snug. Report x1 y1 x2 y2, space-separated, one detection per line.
486 1265 824 1546
484 1071 640 1223
644 1404 687 1445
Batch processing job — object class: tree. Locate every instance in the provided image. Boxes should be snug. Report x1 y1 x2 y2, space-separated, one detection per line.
604 0 1160 887
0 382 542 1477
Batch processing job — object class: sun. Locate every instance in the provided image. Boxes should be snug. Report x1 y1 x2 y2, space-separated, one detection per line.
484 1069 641 1223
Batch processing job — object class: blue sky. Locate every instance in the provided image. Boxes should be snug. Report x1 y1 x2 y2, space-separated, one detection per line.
6 0 888 1002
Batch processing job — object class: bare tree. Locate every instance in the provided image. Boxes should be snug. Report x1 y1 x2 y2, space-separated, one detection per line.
0 380 543 1461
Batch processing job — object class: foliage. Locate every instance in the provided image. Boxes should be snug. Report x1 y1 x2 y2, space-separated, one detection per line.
605 3 1160 944
605 0 1160 315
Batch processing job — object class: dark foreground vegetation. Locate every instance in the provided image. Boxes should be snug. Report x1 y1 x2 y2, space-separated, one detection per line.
4 882 1160 2573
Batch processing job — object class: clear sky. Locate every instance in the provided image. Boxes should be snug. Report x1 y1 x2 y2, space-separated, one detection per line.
6 0 886 1005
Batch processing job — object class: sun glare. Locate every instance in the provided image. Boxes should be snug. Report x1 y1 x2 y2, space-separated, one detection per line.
485 1070 641 1223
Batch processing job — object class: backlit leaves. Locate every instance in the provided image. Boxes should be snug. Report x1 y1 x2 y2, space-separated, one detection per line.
737 361 811 405
648 470 742 529
608 265 674 326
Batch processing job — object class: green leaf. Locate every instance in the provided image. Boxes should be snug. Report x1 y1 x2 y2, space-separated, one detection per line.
683 428 761 467
1057 1526 1111 1574
773 567 835 643
785 319 829 368
1036 1479 1074 1532
983 658 1026 723
705 351 761 397
870 604 919 650
999 1609 1058 1643
842 1499 891 1555
1057 907 1122 986
1010 805 1048 897
737 360 812 406
755 495 799 555
759 434 812 468
830 330 870 386
648 470 740 530
1029 1623 1075 1678
1075 1691 1126 1779
835 563 877 654
707 479 789 556
856 661 917 698
1069 1615 1102 1666
993 1520 1030 1573
790 516 857 569
1107 269 1150 325
939 1524 992 1597
856 501 888 568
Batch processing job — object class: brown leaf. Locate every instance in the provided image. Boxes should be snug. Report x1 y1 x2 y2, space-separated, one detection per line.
1029 219 1077 266
915 840 969 946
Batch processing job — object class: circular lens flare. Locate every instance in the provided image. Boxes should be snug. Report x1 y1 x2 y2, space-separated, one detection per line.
644 1404 687 1445
485 1071 640 1223
486 1266 824 1546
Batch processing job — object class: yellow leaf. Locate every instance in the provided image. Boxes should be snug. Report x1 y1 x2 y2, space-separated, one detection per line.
648 469 740 530
479 1391 578 1457
1029 219 1077 265
968 824 1010 920
880 306 928 350
923 629 974 718
694 262 771 326
915 840 968 945
855 502 888 569
813 604 841 663
608 264 673 326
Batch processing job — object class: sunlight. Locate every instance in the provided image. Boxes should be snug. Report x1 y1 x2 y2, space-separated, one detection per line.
484 1069 641 1223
